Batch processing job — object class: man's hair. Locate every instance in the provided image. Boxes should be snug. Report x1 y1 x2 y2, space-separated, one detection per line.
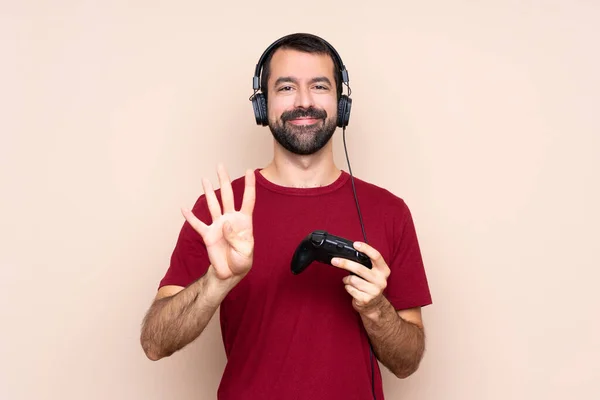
259 33 343 102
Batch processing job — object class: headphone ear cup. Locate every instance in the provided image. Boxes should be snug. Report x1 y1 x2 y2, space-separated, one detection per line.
252 93 269 126
337 95 352 128
258 94 268 126
251 94 261 125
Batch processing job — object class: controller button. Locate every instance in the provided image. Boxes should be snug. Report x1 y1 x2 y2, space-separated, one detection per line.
311 232 325 245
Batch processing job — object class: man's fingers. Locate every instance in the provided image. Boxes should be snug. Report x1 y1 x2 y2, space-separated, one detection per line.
331 257 375 282
344 285 372 306
240 169 256 216
217 163 235 214
353 242 390 277
202 177 222 221
343 274 382 296
181 207 207 236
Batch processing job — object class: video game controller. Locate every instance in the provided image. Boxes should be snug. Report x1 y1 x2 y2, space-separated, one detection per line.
291 230 373 274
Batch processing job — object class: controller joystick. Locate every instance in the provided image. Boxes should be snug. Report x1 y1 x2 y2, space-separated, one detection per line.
291 230 372 274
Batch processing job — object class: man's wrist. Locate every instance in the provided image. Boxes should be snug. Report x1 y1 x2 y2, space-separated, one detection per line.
201 266 242 307
357 295 391 323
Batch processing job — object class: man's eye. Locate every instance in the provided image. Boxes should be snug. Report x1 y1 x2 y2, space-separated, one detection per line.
278 86 292 91
314 85 328 90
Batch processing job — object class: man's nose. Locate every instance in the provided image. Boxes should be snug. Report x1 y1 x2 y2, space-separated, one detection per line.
294 87 315 109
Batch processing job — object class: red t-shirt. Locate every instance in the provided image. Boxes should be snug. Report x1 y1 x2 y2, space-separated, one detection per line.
159 169 432 400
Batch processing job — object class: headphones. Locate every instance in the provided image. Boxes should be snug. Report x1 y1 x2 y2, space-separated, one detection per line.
249 33 352 128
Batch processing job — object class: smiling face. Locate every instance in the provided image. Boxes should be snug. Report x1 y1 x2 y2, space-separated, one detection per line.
265 48 339 155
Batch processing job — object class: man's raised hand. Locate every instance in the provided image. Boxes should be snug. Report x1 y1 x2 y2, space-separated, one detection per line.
181 164 256 281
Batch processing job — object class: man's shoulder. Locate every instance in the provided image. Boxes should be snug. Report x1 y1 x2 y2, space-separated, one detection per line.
347 173 410 211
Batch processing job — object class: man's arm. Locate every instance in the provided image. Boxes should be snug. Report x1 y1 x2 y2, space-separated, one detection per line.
359 301 425 378
141 165 256 361
332 241 427 379
140 265 239 361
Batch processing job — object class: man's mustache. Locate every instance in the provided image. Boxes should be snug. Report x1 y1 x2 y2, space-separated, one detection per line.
281 107 327 122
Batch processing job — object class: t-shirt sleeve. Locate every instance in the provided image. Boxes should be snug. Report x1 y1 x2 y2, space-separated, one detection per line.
158 195 212 289
384 200 433 311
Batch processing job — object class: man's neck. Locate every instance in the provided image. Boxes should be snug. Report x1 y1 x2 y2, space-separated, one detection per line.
260 142 341 188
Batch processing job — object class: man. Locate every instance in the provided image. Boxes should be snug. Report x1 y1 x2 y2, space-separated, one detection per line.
140 33 432 399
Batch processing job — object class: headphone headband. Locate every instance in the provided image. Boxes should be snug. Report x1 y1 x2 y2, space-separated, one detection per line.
252 33 349 91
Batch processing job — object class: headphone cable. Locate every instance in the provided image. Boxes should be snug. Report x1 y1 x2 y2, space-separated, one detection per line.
342 125 376 400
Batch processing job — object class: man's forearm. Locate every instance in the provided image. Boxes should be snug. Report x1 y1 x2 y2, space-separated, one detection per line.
360 298 425 379
140 266 238 361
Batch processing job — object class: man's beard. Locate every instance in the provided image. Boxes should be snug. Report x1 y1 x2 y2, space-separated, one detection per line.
268 106 337 155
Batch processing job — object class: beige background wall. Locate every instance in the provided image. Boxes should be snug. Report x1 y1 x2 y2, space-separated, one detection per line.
1 1 599 399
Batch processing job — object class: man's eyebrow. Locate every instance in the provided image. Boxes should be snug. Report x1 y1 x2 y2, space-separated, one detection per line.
273 76 333 86
309 76 332 86
274 76 297 86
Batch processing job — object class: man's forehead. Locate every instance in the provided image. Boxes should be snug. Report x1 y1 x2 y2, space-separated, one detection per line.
269 48 335 77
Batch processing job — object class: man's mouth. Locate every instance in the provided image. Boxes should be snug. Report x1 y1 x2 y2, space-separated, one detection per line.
287 117 321 125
